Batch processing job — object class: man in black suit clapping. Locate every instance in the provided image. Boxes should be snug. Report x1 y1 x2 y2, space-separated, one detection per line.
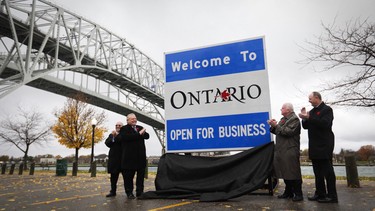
299 92 338 203
116 113 150 199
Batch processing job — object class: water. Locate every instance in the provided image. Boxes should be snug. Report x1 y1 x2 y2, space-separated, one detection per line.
36 166 374 177
301 166 374 177
35 166 158 173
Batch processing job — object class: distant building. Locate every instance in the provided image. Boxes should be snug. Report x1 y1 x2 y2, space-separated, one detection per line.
191 151 230 157
368 155 375 165
95 154 108 164
148 156 160 165
300 155 310 163
78 156 90 164
40 158 56 164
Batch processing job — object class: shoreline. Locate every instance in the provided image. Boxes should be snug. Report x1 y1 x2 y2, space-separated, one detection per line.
9 170 375 181
300 163 374 166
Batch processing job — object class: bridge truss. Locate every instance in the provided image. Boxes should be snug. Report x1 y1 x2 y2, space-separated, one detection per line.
0 0 166 152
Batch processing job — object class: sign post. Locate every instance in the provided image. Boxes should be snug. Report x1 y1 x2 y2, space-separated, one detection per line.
165 37 271 153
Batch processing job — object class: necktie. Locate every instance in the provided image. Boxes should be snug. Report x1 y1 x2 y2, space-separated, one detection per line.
132 126 137 132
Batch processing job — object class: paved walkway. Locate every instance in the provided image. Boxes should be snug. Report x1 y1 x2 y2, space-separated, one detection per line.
0 172 374 210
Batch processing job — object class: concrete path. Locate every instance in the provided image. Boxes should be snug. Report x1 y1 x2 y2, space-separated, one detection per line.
0 172 374 210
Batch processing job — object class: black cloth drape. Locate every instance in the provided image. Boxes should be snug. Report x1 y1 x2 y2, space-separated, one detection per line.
140 142 274 202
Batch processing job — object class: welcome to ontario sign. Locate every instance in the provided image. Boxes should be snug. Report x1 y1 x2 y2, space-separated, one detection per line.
165 37 271 153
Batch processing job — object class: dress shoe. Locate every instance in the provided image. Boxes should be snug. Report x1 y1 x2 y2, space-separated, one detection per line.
136 192 143 197
127 194 135 199
292 195 304 202
105 192 116 197
307 194 325 201
318 197 338 203
277 193 293 199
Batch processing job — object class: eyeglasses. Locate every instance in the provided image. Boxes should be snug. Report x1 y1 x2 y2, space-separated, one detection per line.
115 125 122 127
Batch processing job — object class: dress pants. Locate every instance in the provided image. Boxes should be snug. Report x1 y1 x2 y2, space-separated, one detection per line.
284 179 303 196
109 170 125 194
123 168 145 196
312 159 337 198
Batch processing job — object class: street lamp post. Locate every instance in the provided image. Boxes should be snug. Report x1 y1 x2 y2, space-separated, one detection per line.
90 118 97 176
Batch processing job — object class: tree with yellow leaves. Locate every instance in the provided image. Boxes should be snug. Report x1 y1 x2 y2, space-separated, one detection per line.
52 93 107 166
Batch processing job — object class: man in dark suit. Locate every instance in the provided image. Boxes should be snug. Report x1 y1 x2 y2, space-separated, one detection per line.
104 121 124 197
116 113 149 199
299 91 338 203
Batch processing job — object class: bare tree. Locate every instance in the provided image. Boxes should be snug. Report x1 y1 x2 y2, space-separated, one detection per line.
301 18 375 108
0 106 52 168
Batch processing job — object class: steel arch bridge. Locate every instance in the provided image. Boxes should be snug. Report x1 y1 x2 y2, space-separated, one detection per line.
0 0 166 151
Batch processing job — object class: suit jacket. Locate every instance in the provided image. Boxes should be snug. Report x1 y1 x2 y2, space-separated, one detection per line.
301 102 335 159
105 133 122 173
116 124 150 170
270 112 302 180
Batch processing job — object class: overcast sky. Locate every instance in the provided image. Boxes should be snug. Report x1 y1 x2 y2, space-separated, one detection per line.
1 0 374 158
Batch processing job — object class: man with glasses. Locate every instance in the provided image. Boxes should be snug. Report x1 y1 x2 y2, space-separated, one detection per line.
117 113 150 199
105 121 124 197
